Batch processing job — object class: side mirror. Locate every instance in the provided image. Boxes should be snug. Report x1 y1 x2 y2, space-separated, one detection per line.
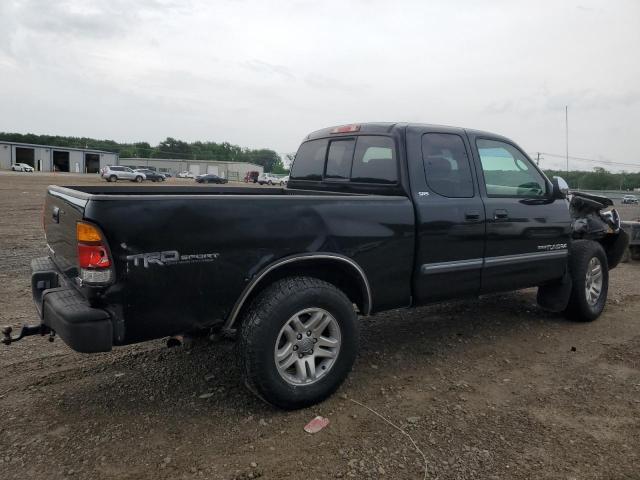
552 176 570 199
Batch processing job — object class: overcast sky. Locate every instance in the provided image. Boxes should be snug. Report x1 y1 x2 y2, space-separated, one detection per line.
0 0 638 171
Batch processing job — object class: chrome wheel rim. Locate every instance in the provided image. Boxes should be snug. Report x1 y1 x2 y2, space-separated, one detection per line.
585 257 603 306
274 308 341 385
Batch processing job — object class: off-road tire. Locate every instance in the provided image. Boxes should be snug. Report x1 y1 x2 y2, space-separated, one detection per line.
237 276 358 410
564 240 609 322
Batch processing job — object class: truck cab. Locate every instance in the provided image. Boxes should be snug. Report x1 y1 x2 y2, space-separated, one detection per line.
290 123 573 303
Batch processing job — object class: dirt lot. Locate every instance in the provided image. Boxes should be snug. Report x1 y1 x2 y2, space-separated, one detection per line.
1 172 639 480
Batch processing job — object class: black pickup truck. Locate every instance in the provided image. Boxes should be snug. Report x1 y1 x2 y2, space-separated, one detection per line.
4 123 629 409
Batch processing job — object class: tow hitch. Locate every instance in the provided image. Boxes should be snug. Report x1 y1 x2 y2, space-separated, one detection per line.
2 324 54 346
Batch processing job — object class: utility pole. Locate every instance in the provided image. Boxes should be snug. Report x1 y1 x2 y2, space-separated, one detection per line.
536 152 542 166
565 105 569 175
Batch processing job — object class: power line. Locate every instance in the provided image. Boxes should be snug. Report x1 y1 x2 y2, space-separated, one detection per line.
534 151 640 169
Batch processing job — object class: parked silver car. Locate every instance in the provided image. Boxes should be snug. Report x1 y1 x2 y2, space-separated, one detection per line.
100 166 146 183
11 163 35 172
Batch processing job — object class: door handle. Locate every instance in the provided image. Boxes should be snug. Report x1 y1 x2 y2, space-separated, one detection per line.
52 206 60 224
464 211 481 221
494 209 508 220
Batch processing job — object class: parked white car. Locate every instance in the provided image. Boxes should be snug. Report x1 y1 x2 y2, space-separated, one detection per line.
257 173 280 185
177 171 195 179
11 163 35 172
100 165 146 183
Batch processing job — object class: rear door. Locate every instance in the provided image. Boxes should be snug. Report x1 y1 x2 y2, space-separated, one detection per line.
467 133 571 293
406 125 486 303
122 167 136 180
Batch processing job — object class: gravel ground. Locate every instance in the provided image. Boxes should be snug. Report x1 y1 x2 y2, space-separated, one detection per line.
1 172 639 480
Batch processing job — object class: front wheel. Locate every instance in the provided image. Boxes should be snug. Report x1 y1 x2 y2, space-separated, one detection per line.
238 276 358 410
564 240 609 322
134 176 143 183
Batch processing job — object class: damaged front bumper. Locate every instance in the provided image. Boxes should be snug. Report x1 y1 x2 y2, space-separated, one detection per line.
2 256 113 353
570 191 629 269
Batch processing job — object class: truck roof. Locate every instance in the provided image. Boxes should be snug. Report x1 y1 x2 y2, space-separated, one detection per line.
303 122 512 143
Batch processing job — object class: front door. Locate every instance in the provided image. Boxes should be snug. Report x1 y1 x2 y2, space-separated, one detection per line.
467 134 572 293
406 126 486 304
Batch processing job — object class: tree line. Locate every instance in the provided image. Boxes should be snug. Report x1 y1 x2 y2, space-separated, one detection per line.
544 168 640 191
0 132 288 173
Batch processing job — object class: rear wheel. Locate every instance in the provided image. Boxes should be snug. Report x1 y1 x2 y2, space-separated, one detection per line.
238 276 358 410
109 175 117 182
564 240 609 322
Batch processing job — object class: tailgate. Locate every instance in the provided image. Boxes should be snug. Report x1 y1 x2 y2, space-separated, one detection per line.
44 186 89 279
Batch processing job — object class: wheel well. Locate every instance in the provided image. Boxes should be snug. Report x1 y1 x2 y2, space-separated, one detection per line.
228 257 371 331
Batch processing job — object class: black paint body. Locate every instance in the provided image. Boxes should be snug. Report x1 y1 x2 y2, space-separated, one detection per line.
40 123 572 350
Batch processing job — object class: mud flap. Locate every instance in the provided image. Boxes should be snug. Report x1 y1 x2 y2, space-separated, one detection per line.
537 272 573 312
601 229 629 270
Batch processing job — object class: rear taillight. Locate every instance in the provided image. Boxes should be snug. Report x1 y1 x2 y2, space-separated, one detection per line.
76 221 112 284
78 244 111 268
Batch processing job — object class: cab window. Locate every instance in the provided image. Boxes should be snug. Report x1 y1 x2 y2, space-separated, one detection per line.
351 136 397 184
422 133 474 197
476 139 546 197
325 139 355 180
290 139 328 181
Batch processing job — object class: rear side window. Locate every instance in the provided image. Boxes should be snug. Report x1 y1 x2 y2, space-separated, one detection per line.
325 139 355 180
111 166 123 171
421 133 474 197
351 136 397 184
290 139 328 180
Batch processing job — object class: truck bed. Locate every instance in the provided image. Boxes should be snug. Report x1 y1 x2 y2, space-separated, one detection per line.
44 184 415 345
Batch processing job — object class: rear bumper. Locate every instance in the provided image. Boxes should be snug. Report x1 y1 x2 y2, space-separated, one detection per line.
32 257 113 353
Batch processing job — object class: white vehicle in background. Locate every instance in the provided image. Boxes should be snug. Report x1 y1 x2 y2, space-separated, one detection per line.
100 165 146 183
177 171 195 179
257 173 280 185
11 163 35 172
279 175 289 186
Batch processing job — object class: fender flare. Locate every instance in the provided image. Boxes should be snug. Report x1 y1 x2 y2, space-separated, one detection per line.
223 253 373 331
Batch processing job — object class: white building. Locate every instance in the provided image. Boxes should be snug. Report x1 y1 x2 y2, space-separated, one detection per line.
0 141 264 181
0 141 118 173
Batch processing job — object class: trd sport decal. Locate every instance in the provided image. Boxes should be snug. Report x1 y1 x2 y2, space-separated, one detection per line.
126 250 220 268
